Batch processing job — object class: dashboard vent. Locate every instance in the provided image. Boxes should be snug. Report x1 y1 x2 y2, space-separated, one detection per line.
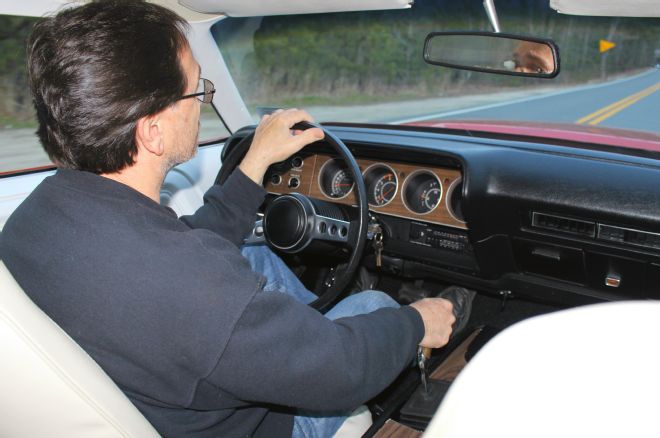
531 212 596 238
598 224 660 250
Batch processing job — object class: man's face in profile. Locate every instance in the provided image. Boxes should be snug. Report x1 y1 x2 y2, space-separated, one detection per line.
162 45 202 170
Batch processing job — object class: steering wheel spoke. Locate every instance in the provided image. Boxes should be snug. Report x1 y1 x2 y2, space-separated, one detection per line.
311 215 350 244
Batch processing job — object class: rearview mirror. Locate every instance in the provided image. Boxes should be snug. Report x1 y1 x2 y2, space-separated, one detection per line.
423 32 560 78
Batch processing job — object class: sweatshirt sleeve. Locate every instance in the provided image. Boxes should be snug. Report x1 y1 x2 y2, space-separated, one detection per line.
206 290 425 411
180 169 266 247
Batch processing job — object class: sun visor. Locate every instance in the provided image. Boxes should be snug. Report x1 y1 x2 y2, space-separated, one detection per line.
550 0 660 17
178 0 412 17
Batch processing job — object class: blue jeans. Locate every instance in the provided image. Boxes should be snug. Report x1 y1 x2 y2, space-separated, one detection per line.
241 245 399 438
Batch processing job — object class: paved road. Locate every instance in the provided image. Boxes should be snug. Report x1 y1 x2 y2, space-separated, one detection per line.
396 69 660 134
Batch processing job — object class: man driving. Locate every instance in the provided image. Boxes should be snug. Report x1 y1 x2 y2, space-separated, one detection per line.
0 1 460 436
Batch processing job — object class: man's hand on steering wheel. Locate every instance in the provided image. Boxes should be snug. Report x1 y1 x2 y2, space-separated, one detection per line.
239 109 325 185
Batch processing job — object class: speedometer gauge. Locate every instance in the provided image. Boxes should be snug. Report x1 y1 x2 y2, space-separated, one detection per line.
319 158 354 199
364 164 398 207
402 170 443 214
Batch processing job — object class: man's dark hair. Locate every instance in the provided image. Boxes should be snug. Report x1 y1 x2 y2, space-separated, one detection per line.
27 0 190 173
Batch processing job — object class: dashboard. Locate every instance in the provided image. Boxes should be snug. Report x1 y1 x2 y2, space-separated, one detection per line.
224 123 660 306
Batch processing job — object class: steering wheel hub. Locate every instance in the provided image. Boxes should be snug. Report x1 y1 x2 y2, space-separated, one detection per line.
264 195 313 252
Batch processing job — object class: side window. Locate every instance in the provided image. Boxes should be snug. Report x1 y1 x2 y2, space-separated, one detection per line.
0 15 228 176
199 103 231 143
0 15 50 175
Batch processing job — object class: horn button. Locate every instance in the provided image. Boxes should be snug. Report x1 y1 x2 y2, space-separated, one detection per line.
263 194 315 252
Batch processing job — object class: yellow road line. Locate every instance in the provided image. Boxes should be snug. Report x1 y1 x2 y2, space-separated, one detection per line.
576 82 660 125
575 87 649 124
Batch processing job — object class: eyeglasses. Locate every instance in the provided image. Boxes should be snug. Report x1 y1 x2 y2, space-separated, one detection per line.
179 78 215 104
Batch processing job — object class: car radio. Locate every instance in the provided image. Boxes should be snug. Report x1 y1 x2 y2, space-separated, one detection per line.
409 222 471 253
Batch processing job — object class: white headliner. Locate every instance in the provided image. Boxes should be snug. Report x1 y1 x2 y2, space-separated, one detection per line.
0 0 411 21
0 0 221 22
179 0 412 17
550 0 660 17
4 1 659 20
0 0 219 23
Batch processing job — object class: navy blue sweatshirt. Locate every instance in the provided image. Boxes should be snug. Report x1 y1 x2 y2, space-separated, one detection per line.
0 168 424 437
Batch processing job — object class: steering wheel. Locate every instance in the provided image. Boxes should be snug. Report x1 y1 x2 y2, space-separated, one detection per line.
215 121 369 312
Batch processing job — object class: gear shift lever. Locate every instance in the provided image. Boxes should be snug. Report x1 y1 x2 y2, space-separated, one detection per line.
403 345 449 429
417 346 431 394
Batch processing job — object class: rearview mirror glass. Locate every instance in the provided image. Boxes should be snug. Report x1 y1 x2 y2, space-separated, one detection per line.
424 32 560 78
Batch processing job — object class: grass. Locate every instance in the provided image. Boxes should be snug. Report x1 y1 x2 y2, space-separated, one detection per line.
250 84 550 110
272 91 428 107
0 114 37 130
247 67 653 111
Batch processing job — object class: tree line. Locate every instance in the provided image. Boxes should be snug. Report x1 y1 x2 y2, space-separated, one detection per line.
216 1 660 108
0 15 35 127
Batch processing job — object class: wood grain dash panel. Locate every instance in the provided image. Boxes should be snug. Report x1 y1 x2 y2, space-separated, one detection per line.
264 153 467 230
263 153 317 196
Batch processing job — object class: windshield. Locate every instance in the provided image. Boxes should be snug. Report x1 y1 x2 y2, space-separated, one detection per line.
214 2 660 144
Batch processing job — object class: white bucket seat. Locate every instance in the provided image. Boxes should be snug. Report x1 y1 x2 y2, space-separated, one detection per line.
0 260 370 437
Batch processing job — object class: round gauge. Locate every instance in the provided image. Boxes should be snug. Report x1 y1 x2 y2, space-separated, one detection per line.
363 164 398 207
319 158 354 199
402 170 443 214
446 177 465 222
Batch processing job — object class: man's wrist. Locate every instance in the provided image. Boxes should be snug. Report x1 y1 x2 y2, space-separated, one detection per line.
238 155 269 185
403 304 427 345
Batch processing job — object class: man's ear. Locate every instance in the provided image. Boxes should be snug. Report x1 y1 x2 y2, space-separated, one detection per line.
135 114 165 157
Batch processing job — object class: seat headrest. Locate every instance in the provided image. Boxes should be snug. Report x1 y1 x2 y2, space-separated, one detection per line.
425 301 660 438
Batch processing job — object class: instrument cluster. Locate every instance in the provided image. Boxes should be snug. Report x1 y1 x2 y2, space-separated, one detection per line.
317 159 446 216
264 154 466 229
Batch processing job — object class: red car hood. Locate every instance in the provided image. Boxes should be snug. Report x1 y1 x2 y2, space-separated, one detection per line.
405 120 660 153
